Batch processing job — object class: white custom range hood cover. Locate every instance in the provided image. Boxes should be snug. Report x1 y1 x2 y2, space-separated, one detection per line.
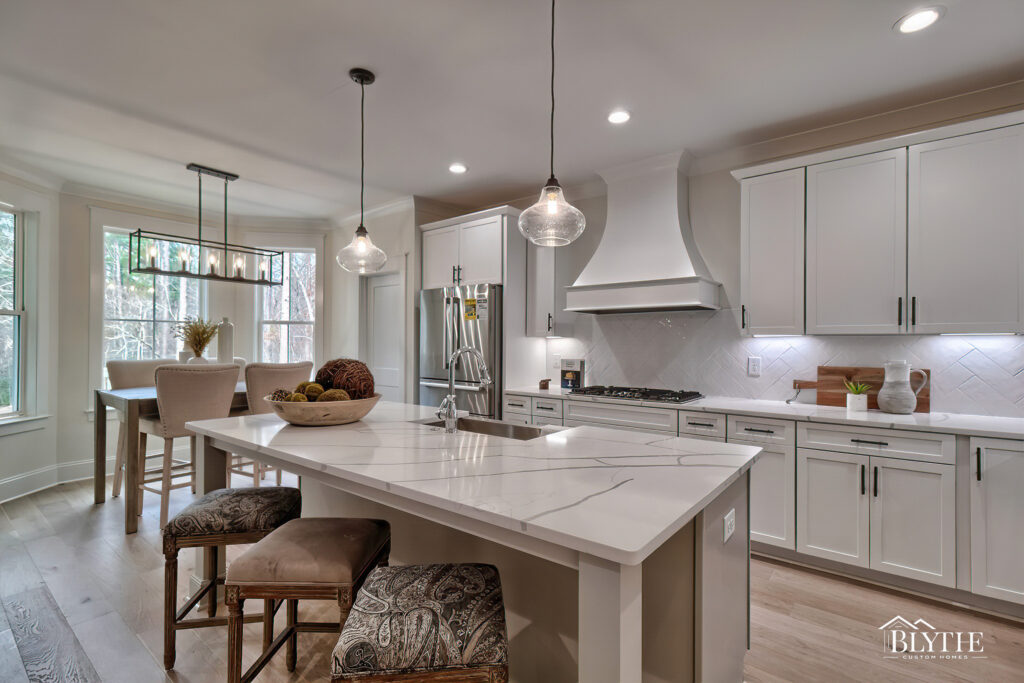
566 150 720 313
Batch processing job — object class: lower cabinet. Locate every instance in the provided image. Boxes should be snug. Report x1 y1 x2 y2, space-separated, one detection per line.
970 437 1024 604
731 438 794 549
503 413 531 426
796 448 956 586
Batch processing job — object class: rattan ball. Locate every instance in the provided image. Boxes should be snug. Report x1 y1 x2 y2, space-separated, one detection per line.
315 359 375 400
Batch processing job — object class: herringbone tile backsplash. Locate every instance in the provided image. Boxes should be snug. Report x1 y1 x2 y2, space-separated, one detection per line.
547 309 1024 418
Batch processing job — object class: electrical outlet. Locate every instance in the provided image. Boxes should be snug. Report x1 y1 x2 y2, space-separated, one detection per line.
552 354 561 371
747 356 762 377
724 508 736 543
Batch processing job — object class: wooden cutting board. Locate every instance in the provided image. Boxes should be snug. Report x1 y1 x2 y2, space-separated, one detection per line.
814 365 931 413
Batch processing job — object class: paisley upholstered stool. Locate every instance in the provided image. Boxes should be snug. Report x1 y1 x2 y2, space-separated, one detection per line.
331 564 509 683
225 517 391 683
162 486 301 670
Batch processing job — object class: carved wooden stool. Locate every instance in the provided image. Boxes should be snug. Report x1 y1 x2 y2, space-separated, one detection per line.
331 564 509 682
225 517 391 683
162 486 301 670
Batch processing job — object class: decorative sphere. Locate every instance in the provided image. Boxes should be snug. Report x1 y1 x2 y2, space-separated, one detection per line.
284 392 308 402
317 389 351 402
315 359 375 400
304 383 325 400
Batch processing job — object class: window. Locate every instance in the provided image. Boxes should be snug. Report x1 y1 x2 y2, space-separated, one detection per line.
258 250 316 363
102 229 202 377
0 210 23 415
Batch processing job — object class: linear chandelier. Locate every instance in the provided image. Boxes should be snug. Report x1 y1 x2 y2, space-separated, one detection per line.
128 163 283 286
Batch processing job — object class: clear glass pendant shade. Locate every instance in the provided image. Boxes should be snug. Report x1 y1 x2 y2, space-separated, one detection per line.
336 226 387 274
518 182 586 247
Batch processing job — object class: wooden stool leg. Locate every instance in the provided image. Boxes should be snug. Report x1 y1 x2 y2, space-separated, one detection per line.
159 437 174 528
112 421 126 497
226 586 244 683
338 586 353 631
262 599 273 653
275 468 282 486
205 545 219 618
164 547 178 670
189 436 197 493
285 599 298 672
137 432 148 515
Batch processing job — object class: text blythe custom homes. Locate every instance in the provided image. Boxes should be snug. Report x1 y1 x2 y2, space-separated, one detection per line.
879 616 985 660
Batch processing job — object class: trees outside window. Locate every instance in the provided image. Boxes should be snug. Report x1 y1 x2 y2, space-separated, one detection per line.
258 250 316 364
0 210 21 414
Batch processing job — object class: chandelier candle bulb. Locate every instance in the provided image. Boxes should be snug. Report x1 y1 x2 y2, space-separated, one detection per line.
208 252 218 275
233 255 244 278
148 244 157 268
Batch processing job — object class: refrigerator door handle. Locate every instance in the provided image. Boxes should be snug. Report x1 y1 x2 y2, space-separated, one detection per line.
419 380 487 392
442 294 452 370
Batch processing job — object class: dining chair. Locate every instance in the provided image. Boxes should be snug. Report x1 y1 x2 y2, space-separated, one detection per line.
106 358 176 498
143 364 240 527
229 361 313 486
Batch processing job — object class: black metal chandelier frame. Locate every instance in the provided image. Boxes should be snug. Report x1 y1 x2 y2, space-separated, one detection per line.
128 163 284 286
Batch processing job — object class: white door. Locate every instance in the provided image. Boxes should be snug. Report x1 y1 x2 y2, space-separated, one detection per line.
970 437 1024 604
421 225 460 289
364 273 404 402
457 216 504 285
869 457 956 587
735 440 795 549
908 124 1024 333
807 149 907 334
526 243 556 337
740 168 805 335
797 448 870 567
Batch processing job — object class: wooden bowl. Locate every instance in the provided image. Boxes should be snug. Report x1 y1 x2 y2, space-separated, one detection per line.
264 393 382 426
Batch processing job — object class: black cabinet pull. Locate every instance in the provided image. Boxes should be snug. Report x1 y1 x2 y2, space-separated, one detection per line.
457 266 463 283
452 265 457 283
873 466 879 497
851 438 888 447
860 464 866 495
977 447 983 482
911 296 917 326
741 305 747 329
536 405 554 411
898 297 903 326
547 313 553 333
688 421 716 428
744 427 775 434
508 401 524 408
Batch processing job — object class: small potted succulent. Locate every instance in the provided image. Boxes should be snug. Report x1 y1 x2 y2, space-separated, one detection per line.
844 380 871 412
175 317 218 363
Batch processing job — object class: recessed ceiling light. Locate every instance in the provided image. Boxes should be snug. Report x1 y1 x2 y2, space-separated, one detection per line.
449 162 467 174
607 109 631 124
894 6 944 33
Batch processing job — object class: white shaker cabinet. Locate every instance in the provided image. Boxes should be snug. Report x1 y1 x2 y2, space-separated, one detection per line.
869 457 956 587
735 440 794 549
970 437 1024 604
908 124 1024 333
421 225 461 289
740 168 805 335
457 216 504 286
796 448 870 567
806 149 907 334
526 243 557 337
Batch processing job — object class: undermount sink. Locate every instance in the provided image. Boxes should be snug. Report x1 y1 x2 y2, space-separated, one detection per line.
417 417 552 441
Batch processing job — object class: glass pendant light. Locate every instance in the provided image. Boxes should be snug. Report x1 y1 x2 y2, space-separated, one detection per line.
337 68 388 274
518 0 585 247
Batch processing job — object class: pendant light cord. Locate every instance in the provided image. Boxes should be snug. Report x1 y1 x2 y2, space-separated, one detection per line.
549 0 556 181
360 79 366 227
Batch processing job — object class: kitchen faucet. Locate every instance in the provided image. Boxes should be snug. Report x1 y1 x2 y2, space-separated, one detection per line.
437 346 492 433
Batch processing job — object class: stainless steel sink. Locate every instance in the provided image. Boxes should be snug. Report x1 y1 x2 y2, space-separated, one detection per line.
417 417 552 441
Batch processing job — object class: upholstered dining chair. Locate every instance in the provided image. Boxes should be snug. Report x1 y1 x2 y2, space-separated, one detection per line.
142 364 240 527
228 361 313 486
106 358 176 498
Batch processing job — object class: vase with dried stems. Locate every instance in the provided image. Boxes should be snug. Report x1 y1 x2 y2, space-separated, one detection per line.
175 318 218 364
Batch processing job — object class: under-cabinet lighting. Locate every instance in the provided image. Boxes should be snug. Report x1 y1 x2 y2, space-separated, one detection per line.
940 332 1017 336
752 334 803 338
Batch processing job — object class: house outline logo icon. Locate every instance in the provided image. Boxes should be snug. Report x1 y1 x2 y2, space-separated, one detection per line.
878 615 984 660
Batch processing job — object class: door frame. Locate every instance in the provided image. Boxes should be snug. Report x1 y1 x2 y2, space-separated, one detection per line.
359 266 407 403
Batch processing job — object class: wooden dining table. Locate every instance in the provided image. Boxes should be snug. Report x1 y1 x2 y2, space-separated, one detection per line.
93 383 248 534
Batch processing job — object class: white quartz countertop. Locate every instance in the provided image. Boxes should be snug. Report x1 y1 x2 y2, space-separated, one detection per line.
505 387 1024 440
187 401 759 565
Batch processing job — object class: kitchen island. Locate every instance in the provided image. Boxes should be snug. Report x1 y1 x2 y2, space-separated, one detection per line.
187 401 760 683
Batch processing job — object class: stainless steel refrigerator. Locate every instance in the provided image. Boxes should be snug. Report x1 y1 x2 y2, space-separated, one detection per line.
419 284 503 418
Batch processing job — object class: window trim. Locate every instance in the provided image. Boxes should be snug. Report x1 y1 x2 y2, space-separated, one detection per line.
0 209 26 417
255 247 318 365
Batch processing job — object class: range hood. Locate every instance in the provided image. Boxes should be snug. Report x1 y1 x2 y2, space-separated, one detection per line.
565 150 720 313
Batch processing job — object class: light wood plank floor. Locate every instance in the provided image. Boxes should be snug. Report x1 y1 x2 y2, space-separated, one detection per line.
1 477 1022 682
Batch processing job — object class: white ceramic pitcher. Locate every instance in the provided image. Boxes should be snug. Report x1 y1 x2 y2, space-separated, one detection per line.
877 360 928 414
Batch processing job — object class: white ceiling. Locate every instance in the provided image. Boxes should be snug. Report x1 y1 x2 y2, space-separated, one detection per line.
1 0 1022 219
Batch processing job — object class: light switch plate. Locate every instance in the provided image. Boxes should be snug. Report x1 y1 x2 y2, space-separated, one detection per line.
552 354 561 371
724 508 736 543
747 356 762 377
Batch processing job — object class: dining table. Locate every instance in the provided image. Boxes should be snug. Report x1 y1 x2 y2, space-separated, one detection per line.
93 382 248 534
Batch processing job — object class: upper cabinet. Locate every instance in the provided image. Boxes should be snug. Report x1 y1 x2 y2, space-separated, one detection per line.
421 213 509 289
421 225 460 290
740 168 805 335
807 149 907 335
908 125 1024 334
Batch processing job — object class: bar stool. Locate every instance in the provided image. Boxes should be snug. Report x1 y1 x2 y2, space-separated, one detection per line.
225 517 391 683
331 564 509 682
106 358 176 498
162 486 301 670
228 361 313 486
143 364 239 527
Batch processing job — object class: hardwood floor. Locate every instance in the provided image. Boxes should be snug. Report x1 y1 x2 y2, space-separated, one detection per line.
1 477 1022 682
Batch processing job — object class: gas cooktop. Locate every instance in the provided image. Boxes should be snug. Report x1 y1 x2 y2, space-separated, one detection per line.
569 386 704 404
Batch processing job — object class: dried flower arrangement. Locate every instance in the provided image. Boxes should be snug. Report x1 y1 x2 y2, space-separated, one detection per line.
174 317 218 357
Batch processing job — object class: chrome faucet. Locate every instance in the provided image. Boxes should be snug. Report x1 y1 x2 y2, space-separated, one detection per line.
437 346 492 433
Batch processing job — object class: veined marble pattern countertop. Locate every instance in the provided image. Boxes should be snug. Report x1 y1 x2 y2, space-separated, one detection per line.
505 387 1024 440
187 402 759 565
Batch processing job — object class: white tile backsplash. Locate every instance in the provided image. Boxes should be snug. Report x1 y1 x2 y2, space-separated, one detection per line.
547 308 1024 418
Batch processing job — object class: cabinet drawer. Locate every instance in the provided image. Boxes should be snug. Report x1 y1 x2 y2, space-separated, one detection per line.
727 415 795 445
798 423 955 465
532 415 563 427
679 411 726 439
503 394 531 415
564 401 678 433
504 413 531 426
531 397 563 418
